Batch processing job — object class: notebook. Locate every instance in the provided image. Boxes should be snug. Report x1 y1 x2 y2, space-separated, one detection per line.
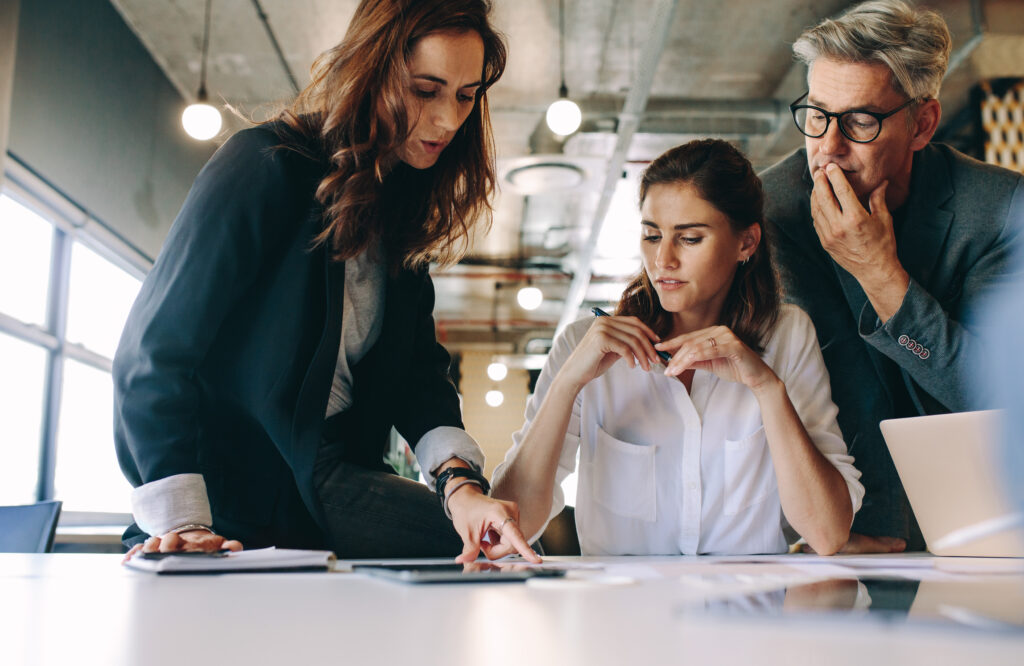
879 410 1024 557
125 547 336 574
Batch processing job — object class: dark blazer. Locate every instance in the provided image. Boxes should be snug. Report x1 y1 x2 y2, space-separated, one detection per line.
113 125 464 548
761 144 1024 544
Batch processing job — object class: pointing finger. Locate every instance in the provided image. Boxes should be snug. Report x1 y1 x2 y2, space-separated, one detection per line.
500 521 542 563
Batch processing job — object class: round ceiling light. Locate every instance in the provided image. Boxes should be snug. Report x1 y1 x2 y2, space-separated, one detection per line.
485 390 504 407
487 362 508 382
517 286 544 311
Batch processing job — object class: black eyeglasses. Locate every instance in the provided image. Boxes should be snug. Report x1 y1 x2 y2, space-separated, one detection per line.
789 92 922 144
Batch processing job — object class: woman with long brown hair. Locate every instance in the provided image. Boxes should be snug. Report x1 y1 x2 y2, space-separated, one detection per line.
492 139 863 556
116 0 538 563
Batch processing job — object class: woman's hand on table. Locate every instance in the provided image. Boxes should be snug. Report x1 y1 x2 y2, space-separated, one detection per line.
121 529 243 563
657 325 778 392
447 485 542 564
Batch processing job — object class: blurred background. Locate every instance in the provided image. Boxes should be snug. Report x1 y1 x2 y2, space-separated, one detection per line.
1 0 1022 543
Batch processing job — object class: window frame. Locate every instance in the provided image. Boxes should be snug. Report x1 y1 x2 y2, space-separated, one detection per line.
1 156 151 526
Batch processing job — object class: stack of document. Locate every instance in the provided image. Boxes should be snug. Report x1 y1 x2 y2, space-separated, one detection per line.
126 547 336 574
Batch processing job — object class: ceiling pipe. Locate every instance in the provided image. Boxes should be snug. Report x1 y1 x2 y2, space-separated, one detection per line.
556 0 681 334
250 0 299 95
498 97 781 119
436 319 559 343
525 97 782 154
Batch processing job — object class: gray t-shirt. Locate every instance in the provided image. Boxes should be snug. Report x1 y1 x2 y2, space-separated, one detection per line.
325 247 386 417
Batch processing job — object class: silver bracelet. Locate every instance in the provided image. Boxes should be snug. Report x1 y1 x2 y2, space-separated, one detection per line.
442 479 483 520
168 523 214 535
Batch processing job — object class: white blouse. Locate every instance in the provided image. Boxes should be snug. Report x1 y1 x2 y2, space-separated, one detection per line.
496 304 864 556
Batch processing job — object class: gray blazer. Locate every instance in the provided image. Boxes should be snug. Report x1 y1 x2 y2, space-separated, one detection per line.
761 144 1024 544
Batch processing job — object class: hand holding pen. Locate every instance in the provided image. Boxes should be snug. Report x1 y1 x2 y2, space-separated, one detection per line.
591 308 672 363
549 308 664 393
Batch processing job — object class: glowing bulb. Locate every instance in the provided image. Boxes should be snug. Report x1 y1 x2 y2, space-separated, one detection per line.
182 102 222 140
517 286 543 311
485 390 504 407
487 362 508 382
546 98 582 136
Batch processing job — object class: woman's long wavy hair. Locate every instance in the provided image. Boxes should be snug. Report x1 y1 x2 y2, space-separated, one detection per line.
616 140 781 353
276 0 507 272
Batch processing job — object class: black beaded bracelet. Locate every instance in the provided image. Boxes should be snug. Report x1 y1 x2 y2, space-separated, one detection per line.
435 466 490 506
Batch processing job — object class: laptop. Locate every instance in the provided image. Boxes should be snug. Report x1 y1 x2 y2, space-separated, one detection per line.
880 410 1024 557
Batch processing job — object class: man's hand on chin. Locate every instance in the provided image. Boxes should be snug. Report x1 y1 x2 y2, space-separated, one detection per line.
810 164 910 322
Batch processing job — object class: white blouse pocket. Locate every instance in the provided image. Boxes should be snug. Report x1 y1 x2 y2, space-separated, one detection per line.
591 426 657 522
723 426 777 516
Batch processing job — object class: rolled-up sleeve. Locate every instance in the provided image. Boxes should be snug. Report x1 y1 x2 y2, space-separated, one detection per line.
131 473 212 537
778 306 865 517
416 426 486 490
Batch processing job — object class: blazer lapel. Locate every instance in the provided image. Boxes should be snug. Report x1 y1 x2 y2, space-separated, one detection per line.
898 145 955 290
294 250 346 431
289 238 345 527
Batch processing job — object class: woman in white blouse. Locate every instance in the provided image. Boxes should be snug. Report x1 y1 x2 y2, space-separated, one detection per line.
491 139 864 556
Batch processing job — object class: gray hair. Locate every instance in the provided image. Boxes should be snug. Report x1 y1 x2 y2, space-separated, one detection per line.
793 0 952 100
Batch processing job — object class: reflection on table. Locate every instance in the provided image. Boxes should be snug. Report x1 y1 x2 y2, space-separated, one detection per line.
2 553 1022 666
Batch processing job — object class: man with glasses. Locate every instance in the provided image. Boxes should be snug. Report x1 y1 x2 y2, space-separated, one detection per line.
761 0 1024 553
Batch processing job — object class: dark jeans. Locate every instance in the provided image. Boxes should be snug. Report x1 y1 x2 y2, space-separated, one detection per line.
314 458 463 559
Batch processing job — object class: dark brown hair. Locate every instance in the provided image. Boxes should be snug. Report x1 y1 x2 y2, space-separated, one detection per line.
616 139 781 353
277 0 507 271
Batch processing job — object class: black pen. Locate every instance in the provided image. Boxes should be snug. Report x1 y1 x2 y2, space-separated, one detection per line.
139 549 231 560
591 307 672 363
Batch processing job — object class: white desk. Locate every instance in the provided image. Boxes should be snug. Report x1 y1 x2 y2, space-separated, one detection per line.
2 553 1022 666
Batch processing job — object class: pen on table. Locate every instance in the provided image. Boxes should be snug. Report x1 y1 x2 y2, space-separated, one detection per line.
590 307 672 363
139 549 232 560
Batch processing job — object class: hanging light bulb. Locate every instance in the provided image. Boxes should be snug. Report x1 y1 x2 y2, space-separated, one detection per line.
546 0 581 137
517 285 544 311
487 361 508 382
183 0 222 141
547 85 582 136
183 91 222 140
485 390 504 407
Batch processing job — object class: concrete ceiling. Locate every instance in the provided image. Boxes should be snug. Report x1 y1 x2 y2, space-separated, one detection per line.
109 0 1024 350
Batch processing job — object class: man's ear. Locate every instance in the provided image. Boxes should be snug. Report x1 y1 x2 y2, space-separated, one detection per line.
740 223 762 261
910 98 941 151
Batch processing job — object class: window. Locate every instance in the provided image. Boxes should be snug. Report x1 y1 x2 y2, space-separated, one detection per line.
54 359 132 513
0 332 47 505
0 195 51 327
66 241 141 360
0 168 147 518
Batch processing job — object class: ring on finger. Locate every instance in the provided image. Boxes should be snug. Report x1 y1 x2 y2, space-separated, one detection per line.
497 516 515 534
708 337 718 349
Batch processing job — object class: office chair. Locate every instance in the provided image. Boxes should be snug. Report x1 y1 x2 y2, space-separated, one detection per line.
537 505 581 556
0 500 63 553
